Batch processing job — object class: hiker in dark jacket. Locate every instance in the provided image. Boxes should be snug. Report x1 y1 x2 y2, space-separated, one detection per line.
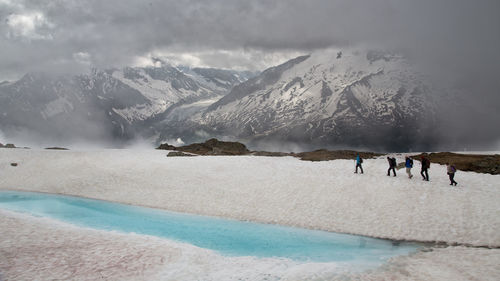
387 157 397 176
420 156 430 181
355 154 364 174
405 156 413 179
446 163 458 186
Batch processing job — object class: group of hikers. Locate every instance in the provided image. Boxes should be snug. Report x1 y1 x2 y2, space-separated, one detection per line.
355 154 458 186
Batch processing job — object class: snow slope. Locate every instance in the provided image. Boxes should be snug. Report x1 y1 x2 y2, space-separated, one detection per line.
0 148 499 280
0 149 497 246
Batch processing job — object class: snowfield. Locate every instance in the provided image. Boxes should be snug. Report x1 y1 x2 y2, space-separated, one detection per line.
0 148 499 280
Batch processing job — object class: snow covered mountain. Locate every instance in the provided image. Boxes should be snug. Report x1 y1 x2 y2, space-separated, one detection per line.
0 64 256 145
1 49 447 150
158 49 440 151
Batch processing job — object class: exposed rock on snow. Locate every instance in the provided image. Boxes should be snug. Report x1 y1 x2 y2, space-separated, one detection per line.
158 138 250 156
166 151 196 157
251 151 294 157
412 152 500 175
156 143 177 150
160 138 383 160
295 149 383 162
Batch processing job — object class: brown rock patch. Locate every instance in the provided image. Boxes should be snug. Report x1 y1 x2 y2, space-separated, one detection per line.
158 138 250 156
167 151 196 157
412 152 500 175
296 149 383 161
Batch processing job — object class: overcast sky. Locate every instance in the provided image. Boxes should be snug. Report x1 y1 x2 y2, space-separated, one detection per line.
0 0 498 79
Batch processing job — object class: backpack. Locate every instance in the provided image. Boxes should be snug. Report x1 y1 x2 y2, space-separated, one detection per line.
410 159 413 166
451 165 456 173
360 158 363 163
421 158 429 168
391 157 397 167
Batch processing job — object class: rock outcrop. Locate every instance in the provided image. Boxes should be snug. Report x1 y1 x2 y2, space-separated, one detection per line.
412 152 500 175
158 138 383 160
156 143 177 150
295 150 383 162
167 151 196 157
157 138 250 156
177 139 250 155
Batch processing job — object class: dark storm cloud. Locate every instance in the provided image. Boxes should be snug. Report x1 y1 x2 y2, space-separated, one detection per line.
0 0 499 147
1 0 499 75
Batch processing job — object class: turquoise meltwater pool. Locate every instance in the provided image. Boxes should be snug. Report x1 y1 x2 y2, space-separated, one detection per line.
0 191 419 265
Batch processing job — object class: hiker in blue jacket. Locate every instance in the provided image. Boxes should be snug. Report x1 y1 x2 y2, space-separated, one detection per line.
355 154 364 174
405 156 414 179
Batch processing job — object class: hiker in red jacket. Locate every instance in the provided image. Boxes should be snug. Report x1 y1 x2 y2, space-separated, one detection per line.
420 156 430 181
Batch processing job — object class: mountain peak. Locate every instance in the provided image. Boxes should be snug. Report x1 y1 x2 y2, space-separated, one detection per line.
207 55 310 111
195 49 439 151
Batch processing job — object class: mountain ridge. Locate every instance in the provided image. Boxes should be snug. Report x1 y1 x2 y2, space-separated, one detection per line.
0 64 256 145
1 49 455 151
171 49 441 151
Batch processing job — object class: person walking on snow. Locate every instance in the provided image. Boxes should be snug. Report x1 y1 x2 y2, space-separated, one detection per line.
355 154 364 174
405 156 413 179
446 163 458 186
420 155 430 181
387 156 397 176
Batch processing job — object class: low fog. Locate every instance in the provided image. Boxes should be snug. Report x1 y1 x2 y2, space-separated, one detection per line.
0 0 499 151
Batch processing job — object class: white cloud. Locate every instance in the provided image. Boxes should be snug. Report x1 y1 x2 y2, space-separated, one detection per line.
73 52 91 65
0 0 22 8
6 11 54 40
135 48 306 71
160 137 185 146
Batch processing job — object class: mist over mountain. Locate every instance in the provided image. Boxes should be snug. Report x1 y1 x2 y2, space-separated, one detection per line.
0 63 257 147
1 48 486 152
157 49 446 152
